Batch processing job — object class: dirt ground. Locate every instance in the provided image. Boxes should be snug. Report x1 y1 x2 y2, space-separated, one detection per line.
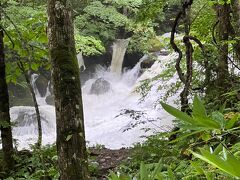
89 147 132 179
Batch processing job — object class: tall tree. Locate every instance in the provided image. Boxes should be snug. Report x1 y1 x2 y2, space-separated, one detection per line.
231 0 240 65
47 0 89 179
216 2 230 90
0 9 15 171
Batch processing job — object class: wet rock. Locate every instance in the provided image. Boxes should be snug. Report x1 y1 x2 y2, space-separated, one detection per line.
35 75 49 97
141 58 155 69
123 52 144 69
140 54 157 69
90 78 111 95
45 95 54 105
140 51 169 69
9 96 34 107
159 50 170 56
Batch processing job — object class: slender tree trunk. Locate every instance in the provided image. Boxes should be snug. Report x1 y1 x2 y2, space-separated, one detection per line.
216 2 230 89
180 2 193 112
22 68 42 148
47 0 89 179
18 62 42 148
28 75 42 148
0 12 14 171
19 65 42 148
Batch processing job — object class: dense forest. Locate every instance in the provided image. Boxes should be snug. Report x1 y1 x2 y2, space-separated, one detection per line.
1 0 240 179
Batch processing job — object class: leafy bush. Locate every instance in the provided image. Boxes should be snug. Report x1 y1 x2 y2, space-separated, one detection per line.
5 145 59 180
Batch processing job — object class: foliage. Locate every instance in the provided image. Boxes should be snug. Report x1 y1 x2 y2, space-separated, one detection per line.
1 144 104 179
128 25 160 53
191 145 240 178
161 95 240 178
75 34 106 56
75 0 163 54
1 0 240 179
3 1 48 84
74 0 129 45
110 96 240 179
3 145 59 180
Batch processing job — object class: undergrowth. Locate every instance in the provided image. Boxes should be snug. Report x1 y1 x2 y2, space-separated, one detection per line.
109 96 240 180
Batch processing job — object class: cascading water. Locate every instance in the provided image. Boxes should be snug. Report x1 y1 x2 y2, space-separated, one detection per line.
83 53 179 149
77 52 86 71
110 38 130 74
4 49 180 150
10 75 56 149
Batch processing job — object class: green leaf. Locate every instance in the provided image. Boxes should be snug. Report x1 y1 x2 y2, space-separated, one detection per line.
211 111 225 129
192 95 207 118
167 166 175 180
191 147 240 178
226 114 240 129
151 159 163 179
31 63 39 71
193 116 220 129
160 102 193 124
140 162 149 180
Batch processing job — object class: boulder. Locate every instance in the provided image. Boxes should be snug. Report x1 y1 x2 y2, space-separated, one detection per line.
90 78 111 95
45 95 55 105
140 54 157 69
35 75 49 97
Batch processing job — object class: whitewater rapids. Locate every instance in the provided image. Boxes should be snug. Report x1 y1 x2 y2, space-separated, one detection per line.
9 53 179 150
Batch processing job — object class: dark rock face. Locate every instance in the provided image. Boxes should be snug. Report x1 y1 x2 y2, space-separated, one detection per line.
81 53 111 85
122 52 144 69
90 78 111 95
140 58 155 69
83 53 112 68
140 53 158 69
35 75 49 97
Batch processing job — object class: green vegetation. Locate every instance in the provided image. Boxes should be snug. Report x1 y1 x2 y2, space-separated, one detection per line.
1 0 240 179
109 96 240 179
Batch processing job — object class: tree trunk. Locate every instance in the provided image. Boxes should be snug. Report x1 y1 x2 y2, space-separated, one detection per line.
0 12 15 171
216 3 230 89
28 74 42 148
47 0 89 179
231 0 240 65
18 62 42 148
180 2 193 112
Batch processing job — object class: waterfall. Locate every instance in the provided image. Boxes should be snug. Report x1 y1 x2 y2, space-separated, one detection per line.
1 50 180 150
30 74 49 105
110 38 130 74
30 74 41 97
77 52 86 71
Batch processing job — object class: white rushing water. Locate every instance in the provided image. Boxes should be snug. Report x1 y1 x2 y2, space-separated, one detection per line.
8 48 180 150
110 38 130 74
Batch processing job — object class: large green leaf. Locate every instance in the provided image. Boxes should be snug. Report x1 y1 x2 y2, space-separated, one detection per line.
191 147 240 178
160 102 193 124
140 162 149 180
193 116 221 129
192 95 207 118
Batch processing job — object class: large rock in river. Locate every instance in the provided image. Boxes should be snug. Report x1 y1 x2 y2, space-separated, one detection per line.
90 78 111 95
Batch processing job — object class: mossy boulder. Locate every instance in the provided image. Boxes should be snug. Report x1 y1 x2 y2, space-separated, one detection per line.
148 38 163 52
